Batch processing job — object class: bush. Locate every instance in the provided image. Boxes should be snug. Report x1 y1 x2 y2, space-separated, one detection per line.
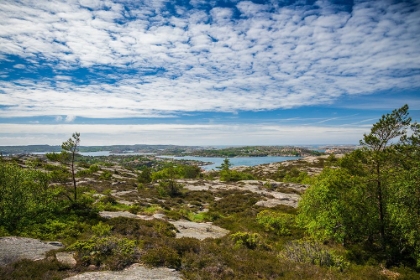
157 180 182 197
279 240 348 270
137 167 152 183
45 152 62 162
231 232 265 249
220 170 255 182
210 190 259 215
92 222 112 236
256 210 295 236
141 246 181 269
106 217 176 239
99 170 113 180
89 164 100 172
76 169 92 177
0 258 69 280
68 236 139 270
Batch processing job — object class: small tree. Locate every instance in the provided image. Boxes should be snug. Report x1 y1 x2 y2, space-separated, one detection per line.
359 105 411 250
138 166 152 184
217 158 232 181
62 132 80 202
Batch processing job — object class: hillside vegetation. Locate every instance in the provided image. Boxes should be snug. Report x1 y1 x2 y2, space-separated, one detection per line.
0 105 419 279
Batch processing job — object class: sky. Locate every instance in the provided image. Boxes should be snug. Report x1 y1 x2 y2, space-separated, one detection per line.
0 0 419 146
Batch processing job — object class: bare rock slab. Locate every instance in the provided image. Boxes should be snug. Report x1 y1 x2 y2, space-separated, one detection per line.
100 210 139 219
171 220 229 240
99 211 162 220
0 237 63 266
64 263 182 280
56 252 77 268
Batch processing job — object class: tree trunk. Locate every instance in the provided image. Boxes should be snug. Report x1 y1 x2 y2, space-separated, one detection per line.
72 150 77 202
376 163 386 251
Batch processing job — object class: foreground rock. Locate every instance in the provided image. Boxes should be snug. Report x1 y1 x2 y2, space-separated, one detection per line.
0 237 63 266
65 263 182 280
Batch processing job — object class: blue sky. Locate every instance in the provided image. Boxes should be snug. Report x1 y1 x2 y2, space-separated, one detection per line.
0 0 419 146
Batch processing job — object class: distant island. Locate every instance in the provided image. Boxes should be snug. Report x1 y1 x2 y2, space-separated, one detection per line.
0 144 357 157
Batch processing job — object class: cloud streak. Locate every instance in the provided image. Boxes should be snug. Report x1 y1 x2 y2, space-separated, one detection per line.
0 123 367 146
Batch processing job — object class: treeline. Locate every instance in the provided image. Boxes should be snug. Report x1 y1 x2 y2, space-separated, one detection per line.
0 144 202 155
191 146 322 157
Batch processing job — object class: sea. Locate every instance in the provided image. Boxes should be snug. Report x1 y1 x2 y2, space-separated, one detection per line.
158 155 301 171
26 151 300 171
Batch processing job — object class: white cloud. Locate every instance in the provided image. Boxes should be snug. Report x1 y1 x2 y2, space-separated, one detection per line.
0 0 419 120
13 64 25 69
65 115 76 122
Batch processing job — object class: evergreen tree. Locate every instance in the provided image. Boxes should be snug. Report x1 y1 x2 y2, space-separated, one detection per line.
62 132 80 202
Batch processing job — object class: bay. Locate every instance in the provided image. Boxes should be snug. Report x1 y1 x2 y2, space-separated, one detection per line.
159 156 301 170
80 151 155 156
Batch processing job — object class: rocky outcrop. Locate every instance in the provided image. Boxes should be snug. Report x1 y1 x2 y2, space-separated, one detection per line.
171 220 229 240
0 237 63 266
64 263 182 280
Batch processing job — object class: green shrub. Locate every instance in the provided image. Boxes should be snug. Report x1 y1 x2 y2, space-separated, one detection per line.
279 240 348 270
44 163 64 171
76 169 92 177
99 170 112 180
141 246 181 268
106 217 176 239
231 232 265 249
89 164 100 172
46 152 62 162
171 237 201 255
128 205 141 214
256 210 295 236
138 167 152 183
50 168 70 183
0 226 9 237
0 258 69 280
68 236 139 270
92 222 112 237
157 180 182 197
99 194 117 205
210 190 259 215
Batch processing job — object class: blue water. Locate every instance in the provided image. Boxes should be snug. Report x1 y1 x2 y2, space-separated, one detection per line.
159 156 301 170
80 151 155 156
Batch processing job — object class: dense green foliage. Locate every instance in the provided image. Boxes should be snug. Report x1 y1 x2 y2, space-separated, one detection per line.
298 105 420 267
0 163 60 234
